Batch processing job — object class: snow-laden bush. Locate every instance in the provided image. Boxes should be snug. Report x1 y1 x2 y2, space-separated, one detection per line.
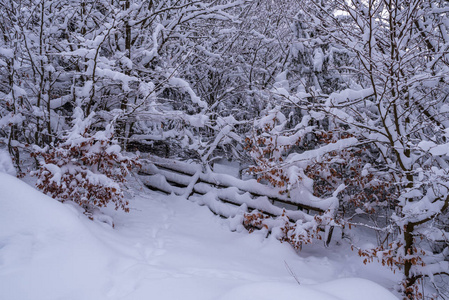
32 108 139 212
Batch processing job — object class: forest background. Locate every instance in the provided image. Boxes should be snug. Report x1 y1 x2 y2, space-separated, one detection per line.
1 0 449 298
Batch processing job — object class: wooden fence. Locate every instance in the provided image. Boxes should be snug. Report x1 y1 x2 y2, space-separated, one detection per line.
138 156 336 244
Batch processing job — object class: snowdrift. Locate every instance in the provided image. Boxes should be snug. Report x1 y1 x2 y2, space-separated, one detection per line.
219 279 396 300
0 172 117 300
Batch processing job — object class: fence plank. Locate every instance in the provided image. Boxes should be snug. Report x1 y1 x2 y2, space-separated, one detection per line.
140 158 330 213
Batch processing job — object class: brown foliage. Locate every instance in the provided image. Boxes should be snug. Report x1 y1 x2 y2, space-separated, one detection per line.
243 210 324 250
32 133 140 213
353 241 428 300
243 211 269 233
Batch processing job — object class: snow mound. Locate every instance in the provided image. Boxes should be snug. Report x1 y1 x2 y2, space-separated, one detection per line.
218 278 397 300
315 278 398 300
0 172 116 300
218 282 340 300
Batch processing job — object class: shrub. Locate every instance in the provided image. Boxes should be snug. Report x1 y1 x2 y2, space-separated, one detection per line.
32 108 139 212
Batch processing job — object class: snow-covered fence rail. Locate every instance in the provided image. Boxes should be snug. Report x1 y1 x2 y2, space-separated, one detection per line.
139 157 331 215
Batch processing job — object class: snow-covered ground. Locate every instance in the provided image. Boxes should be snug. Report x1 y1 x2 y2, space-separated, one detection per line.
0 172 400 300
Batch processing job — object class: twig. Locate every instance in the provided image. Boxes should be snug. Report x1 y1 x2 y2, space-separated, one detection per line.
284 260 300 285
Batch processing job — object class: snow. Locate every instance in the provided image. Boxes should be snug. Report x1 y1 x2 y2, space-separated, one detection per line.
286 137 359 165
42 163 62 185
0 149 16 176
0 173 400 300
418 140 449 156
213 159 240 178
313 48 325 72
0 47 14 58
0 173 114 300
219 278 396 300
106 144 122 154
49 94 72 109
0 112 26 127
94 68 138 91
184 113 209 127
168 77 208 109
141 157 335 212
327 88 374 106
